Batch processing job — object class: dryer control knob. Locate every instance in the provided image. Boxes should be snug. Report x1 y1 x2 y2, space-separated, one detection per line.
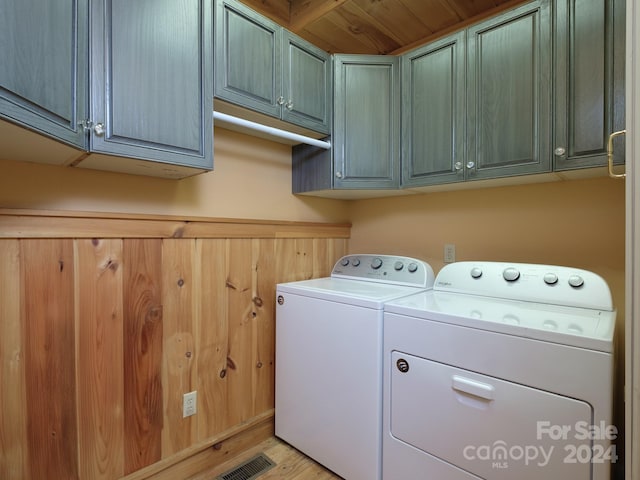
503 268 520 282
394 261 404 271
352 258 361 267
408 262 418 273
340 258 349 267
568 275 584 288
371 257 383 269
470 267 483 279
544 273 558 285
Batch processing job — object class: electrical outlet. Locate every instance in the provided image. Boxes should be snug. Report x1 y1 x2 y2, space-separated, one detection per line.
183 391 197 418
444 244 456 263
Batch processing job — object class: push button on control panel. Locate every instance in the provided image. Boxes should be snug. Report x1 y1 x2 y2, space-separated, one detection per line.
503 268 520 282
470 267 483 279
394 261 404 271
568 275 584 288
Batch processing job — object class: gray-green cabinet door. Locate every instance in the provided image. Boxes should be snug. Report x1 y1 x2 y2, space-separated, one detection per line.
401 31 465 188
282 32 332 134
467 0 551 180
215 0 281 118
0 0 88 151
89 0 213 169
333 55 400 189
554 0 625 170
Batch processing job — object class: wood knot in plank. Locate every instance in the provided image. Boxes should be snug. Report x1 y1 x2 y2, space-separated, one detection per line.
58 260 64 272
172 227 185 238
252 296 263 307
226 356 236 370
226 279 237 290
177 278 185 287
104 259 119 272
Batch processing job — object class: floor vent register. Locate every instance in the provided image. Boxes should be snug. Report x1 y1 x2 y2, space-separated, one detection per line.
216 453 276 480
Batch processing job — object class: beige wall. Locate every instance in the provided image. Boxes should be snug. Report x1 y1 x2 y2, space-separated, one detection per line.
349 177 624 277
0 127 349 223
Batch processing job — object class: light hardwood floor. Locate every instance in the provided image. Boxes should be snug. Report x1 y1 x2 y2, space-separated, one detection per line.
189 437 343 480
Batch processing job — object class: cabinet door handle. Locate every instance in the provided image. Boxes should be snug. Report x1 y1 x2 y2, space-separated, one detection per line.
277 96 285 106
466 161 475 169
452 375 495 401
554 146 566 156
607 130 626 178
285 100 294 110
454 161 462 171
93 123 105 137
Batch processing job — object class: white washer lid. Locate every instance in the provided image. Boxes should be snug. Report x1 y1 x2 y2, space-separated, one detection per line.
277 277 429 309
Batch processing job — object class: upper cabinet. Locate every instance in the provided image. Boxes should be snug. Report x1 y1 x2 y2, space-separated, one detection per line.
466 0 552 180
0 0 213 178
401 31 466 188
82 0 213 174
215 0 331 134
0 0 88 154
553 0 625 170
293 55 400 195
402 0 551 189
332 54 400 190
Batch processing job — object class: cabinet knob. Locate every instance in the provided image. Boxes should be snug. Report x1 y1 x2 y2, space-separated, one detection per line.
454 162 463 171
285 100 294 110
335 171 343 179
554 147 566 156
93 123 105 136
277 96 285 106
466 161 475 169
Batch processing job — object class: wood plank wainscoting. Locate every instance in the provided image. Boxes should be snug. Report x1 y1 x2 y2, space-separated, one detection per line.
0 209 350 480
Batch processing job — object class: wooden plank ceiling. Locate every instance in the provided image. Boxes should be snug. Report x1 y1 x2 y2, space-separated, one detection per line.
238 0 530 54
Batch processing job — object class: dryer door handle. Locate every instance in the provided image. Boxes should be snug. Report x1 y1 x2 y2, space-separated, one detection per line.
452 375 495 401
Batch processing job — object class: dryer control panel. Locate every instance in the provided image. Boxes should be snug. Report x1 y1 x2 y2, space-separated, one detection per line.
332 254 435 288
434 261 613 311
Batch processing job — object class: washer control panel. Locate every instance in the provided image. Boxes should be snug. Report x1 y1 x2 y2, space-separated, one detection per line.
332 254 435 288
434 261 613 311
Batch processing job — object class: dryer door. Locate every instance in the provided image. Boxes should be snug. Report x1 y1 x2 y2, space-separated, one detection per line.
389 351 593 479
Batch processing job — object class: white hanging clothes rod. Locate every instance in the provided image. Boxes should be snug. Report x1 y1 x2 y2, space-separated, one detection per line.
213 111 331 150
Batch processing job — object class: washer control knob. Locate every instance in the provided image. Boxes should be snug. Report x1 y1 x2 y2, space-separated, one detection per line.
503 268 520 282
544 273 558 285
340 258 350 267
568 275 584 288
394 261 404 271
408 262 418 273
352 258 360 267
470 267 483 279
371 257 383 269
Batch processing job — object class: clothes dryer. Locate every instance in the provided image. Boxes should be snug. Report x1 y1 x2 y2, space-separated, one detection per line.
383 261 616 480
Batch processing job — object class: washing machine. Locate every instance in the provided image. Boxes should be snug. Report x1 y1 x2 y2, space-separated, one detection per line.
383 261 616 480
275 254 435 480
